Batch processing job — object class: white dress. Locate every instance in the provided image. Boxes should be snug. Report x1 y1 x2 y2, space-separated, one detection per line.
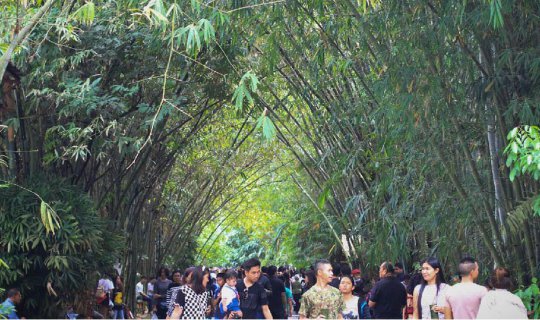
416 283 448 319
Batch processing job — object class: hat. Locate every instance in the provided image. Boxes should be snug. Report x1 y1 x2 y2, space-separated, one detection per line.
352 269 361 275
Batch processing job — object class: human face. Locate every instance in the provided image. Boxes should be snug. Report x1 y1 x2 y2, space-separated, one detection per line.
217 277 225 287
245 266 261 283
395 266 403 274
173 272 182 284
226 277 237 288
202 273 210 287
141 278 147 284
339 277 354 294
421 263 439 284
12 293 22 304
379 263 388 278
317 263 333 284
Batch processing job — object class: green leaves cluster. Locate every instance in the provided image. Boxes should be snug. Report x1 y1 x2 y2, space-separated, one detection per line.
506 126 540 182
70 2 96 25
515 277 540 319
505 126 540 215
232 71 259 112
0 176 121 317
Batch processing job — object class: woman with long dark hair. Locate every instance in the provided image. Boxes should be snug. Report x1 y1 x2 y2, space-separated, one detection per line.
412 258 448 319
167 267 210 319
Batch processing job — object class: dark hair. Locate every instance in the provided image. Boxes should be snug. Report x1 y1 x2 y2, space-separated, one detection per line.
182 267 195 284
340 263 352 277
489 267 513 290
225 270 238 281
395 262 404 269
460 256 476 264
115 275 124 291
261 266 268 274
278 266 286 273
140 276 147 280
243 258 261 271
381 261 395 274
459 256 477 276
304 270 316 290
407 272 423 295
417 258 446 319
157 267 170 278
280 275 290 287
7 288 20 298
313 259 331 272
332 263 342 276
216 272 226 279
268 265 278 277
189 267 207 295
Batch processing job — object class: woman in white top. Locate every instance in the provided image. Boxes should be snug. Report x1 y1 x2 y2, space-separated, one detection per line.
340 275 360 319
413 257 448 319
477 267 527 319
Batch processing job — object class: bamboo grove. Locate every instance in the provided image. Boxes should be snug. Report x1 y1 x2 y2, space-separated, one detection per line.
1 0 539 316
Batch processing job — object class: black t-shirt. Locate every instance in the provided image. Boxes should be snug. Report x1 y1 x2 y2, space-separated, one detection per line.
268 276 286 318
237 280 269 319
369 276 407 319
258 274 273 295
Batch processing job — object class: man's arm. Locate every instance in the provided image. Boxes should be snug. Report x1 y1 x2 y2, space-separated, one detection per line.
443 307 452 320
368 283 378 308
262 305 273 319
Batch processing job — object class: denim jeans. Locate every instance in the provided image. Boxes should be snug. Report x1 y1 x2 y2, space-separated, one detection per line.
113 308 124 319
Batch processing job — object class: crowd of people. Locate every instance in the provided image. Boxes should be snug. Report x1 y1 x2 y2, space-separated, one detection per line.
0 256 531 319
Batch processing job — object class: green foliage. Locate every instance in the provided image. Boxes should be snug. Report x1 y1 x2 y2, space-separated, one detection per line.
506 126 540 182
232 71 259 112
70 2 96 25
0 176 122 318
505 126 540 215
255 110 276 141
515 277 540 319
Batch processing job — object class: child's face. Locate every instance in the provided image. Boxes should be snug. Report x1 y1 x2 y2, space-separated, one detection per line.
226 277 237 287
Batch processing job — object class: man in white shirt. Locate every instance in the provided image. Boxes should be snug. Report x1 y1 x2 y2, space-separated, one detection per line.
97 275 114 317
136 276 151 315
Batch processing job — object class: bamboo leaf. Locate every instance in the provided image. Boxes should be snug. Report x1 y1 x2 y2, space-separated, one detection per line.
71 2 96 25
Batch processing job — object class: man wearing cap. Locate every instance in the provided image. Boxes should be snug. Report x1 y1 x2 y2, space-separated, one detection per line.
351 269 364 296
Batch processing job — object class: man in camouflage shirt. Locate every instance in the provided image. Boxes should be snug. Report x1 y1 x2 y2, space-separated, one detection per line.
299 259 345 319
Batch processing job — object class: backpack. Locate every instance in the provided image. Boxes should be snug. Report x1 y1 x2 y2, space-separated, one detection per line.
358 297 371 319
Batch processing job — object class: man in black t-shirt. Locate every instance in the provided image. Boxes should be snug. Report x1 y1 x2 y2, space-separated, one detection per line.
267 266 286 319
237 258 273 319
368 261 407 319
258 266 273 296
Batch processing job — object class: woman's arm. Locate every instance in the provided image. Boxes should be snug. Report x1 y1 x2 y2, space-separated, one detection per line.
166 305 183 320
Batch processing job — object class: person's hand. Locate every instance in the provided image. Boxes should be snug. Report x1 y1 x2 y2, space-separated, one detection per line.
432 305 445 313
